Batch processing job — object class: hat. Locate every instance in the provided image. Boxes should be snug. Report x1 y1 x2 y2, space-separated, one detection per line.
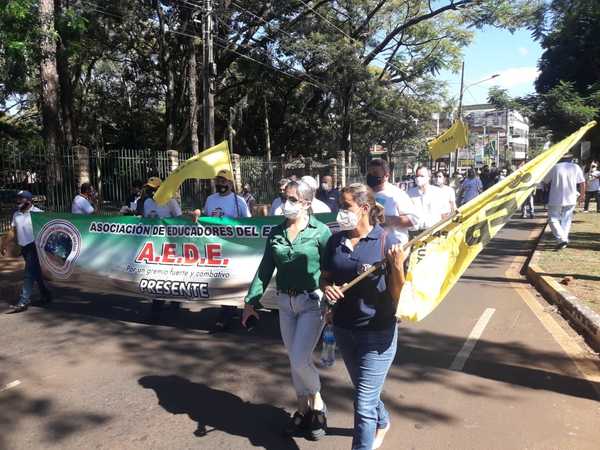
216 169 233 181
145 177 162 189
16 190 32 200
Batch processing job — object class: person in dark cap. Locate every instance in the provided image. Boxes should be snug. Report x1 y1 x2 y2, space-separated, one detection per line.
1 191 52 313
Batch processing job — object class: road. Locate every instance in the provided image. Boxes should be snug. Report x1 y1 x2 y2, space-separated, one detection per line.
1 218 599 450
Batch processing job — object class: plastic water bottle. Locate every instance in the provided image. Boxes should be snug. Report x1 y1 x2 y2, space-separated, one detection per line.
320 325 336 367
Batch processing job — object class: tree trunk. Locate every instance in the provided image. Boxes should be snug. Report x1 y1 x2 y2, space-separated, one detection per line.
56 0 76 147
339 86 353 153
39 0 62 185
155 0 175 148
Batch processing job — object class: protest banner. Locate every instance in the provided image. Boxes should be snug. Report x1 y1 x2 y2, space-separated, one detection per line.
153 141 232 205
32 213 337 307
398 121 597 322
428 120 469 160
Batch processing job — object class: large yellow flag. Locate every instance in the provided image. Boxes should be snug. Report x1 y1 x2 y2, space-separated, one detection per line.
154 141 232 205
428 120 469 160
398 121 597 322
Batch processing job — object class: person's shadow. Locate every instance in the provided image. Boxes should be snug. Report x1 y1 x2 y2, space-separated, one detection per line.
139 375 299 450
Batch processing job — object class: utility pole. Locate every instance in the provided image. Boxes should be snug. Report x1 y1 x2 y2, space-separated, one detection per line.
453 61 465 175
264 95 271 164
504 108 510 168
202 0 215 149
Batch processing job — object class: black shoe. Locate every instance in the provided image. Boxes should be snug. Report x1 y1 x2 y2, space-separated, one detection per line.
555 241 568 250
6 303 28 314
40 291 53 305
212 317 233 333
306 409 327 441
283 411 308 436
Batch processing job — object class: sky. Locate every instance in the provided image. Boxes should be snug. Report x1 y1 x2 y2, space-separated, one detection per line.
438 27 543 105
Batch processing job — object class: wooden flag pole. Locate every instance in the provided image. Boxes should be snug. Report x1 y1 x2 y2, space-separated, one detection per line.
339 211 461 293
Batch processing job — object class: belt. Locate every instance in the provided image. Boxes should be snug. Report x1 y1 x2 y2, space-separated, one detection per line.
277 288 315 297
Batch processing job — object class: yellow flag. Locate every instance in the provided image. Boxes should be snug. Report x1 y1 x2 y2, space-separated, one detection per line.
428 120 469 160
398 121 597 322
154 141 232 205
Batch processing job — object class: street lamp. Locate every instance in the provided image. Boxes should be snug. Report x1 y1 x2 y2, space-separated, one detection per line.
453 65 501 174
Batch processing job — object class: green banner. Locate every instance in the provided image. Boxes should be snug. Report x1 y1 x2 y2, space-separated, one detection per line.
32 213 337 306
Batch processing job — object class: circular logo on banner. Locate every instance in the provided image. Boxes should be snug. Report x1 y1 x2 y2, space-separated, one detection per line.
37 220 82 279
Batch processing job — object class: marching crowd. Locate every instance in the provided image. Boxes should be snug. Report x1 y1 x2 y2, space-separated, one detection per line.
1 154 598 450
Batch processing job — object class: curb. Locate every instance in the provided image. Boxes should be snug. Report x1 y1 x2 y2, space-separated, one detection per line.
526 226 600 352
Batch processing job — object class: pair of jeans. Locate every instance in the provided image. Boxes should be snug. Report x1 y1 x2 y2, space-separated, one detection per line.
334 324 398 450
277 290 326 397
19 243 49 306
547 204 576 243
584 191 599 212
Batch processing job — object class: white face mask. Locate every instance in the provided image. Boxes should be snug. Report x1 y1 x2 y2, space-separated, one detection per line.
282 200 303 219
415 176 428 187
336 209 360 231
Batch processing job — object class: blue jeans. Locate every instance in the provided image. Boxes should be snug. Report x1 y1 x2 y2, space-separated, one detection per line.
334 324 398 450
277 290 326 397
19 243 49 306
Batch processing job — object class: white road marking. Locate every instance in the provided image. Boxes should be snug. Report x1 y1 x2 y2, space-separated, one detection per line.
1 380 21 392
450 308 496 371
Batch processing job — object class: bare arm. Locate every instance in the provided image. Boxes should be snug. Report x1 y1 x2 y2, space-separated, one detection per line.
386 244 406 301
385 214 413 228
578 182 586 204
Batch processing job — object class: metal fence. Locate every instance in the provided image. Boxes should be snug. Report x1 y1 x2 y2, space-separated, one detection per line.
238 156 345 205
1 145 361 232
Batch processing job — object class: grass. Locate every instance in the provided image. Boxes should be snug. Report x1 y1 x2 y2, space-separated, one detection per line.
536 209 600 315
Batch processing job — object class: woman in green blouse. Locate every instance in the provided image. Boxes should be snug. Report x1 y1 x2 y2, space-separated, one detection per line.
242 180 331 441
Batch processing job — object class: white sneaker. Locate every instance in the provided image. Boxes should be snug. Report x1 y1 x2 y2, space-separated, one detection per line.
372 422 391 450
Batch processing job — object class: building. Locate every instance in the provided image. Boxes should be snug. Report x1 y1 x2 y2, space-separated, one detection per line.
462 104 530 167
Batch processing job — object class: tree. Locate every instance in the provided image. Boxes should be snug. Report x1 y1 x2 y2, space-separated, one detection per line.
531 0 600 151
38 0 61 180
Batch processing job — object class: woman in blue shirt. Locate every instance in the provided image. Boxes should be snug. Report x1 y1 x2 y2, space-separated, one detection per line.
321 183 406 450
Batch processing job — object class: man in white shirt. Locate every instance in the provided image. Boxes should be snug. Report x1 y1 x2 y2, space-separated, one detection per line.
300 175 331 213
141 177 183 318
543 154 586 249
408 166 449 230
583 161 600 213
71 183 96 214
432 170 456 217
204 169 251 218
270 178 290 216
142 177 183 218
2 191 51 313
366 158 418 243
202 169 250 332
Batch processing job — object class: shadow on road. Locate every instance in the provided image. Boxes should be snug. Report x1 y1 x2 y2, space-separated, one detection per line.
395 327 600 402
0 379 110 449
139 375 299 450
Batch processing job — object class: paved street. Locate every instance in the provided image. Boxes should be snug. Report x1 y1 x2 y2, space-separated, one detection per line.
1 218 599 450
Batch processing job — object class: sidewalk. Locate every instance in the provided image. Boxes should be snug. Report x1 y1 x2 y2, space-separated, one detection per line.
534 211 600 315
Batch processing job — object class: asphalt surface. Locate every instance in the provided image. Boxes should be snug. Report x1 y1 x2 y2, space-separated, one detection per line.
1 218 600 450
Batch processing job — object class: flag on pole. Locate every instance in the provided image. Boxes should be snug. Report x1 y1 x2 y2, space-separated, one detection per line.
398 121 597 322
154 141 233 205
428 120 469 160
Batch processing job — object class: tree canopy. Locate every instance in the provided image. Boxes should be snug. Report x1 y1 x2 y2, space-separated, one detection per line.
0 0 541 163
529 0 600 148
